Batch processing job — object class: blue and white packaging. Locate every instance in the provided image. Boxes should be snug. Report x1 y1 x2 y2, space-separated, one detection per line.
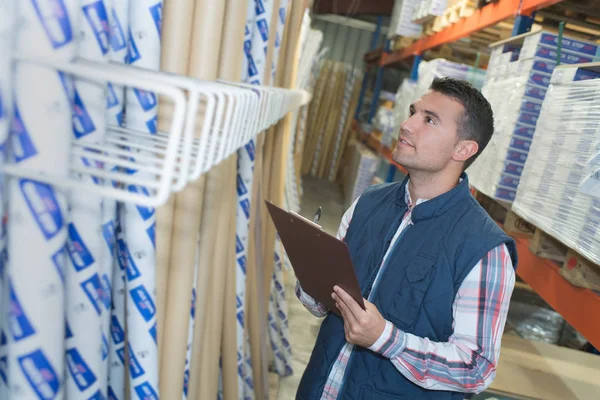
517 111 539 127
523 84 548 101
518 99 543 117
124 1 162 398
505 149 529 165
509 136 533 152
523 31 600 58
65 2 112 398
512 123 536 140
551 66 600 84
7 1 80 399
495 186 517 202
520 45 595 65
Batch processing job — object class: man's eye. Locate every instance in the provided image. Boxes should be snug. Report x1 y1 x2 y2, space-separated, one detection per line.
426 116 434 124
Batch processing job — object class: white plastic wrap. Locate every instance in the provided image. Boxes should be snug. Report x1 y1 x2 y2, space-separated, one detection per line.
512 64 600 265
7 1 79 398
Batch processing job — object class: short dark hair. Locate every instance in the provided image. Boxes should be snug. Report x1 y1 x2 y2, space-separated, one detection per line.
429 77 494 169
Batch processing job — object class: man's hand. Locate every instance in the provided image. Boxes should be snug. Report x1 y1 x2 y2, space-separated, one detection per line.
332 285 386 348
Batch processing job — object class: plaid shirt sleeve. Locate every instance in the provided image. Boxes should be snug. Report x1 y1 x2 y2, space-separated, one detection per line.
295 197 360 318
368 243 515 394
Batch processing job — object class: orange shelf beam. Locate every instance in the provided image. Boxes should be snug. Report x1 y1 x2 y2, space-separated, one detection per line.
513 237 600 350
380 0 566 67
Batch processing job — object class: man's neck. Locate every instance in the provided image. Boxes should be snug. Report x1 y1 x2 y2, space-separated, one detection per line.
407 169 461 201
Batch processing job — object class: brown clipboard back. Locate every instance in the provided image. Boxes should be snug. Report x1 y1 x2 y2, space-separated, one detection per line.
265 201 365 316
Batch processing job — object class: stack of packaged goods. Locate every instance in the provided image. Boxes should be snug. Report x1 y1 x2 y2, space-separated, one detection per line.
389 0 423 38
412 0 448 23
511 63 600 266
341 141 382 209
393 59 485 132
469 31 600 202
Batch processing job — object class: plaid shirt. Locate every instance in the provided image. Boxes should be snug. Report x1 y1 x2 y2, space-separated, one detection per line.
295 184 515 398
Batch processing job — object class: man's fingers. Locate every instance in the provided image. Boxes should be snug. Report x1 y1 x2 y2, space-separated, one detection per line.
333 286 364 319
332 292 358 326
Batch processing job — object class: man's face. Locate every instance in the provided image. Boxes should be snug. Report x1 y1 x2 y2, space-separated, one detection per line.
392 90 464 173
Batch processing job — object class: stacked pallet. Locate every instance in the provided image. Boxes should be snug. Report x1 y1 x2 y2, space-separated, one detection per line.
422 0 478 35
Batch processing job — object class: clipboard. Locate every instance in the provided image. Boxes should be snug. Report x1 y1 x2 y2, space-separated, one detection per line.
265 201 365 316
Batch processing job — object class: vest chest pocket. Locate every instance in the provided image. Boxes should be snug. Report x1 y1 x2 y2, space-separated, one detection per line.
386 256 435 330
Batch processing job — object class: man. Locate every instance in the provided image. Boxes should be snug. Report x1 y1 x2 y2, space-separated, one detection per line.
295 77 518 400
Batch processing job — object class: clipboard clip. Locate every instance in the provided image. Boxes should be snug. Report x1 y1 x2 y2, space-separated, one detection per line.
313 206 322 224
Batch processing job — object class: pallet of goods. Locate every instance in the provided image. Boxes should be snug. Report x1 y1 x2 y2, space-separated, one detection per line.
423 0 478 35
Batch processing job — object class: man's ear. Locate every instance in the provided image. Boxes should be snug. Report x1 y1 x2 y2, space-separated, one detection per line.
453 140 479 163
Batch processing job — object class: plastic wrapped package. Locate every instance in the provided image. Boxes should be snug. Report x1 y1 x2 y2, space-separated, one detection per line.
512 64 600 265
388 0 423 39
393 79 417 129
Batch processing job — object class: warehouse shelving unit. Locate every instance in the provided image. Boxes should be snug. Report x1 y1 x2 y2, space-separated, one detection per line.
352 0 600 352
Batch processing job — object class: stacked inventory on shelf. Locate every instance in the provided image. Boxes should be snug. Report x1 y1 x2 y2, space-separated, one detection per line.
391 58 485 134
340 140 382 210
412 0 448 23
469 30 600 202
511 63 600 267
389 0 423 38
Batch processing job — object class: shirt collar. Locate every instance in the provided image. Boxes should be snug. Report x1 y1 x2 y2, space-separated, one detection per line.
404 177 465 209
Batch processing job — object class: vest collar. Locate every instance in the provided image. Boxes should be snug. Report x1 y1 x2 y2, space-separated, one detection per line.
396 172 471 223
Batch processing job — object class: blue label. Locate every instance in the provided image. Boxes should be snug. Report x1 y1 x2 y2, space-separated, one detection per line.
135 382 159 399
11 106 38 162
146 115 158 134
81 157 104 185
9 281 36 341
510 136 532 151
66 347 97 391
236 235 244 253
146 222 156 247
275 32 280 48
149 3 162 36
127 28 141 64
67 223 95 271
65 321 73 339
115 110 124 126
102 220 116 255
244 39 252 55
89 389 107 400
237 175 248 196
495 187 517 202
236 295 242 309
18 349 61 399
107 83 120 109
506 149 528 165
31 0 73 49
109 7 127 51
72 86 97 138
528 72 551 87
116 237 140 280
524 84 547 101
255 0 265 15
246 53 258 78
130 285 156 322
539 33 600 57
502 162 524 177
128 186 154 220
574 68 600 81
530 59 555 75
237 310 244 326
518 111 539 126
81 274 104 316
133 89 158 112
237 255 247 274
499 174 520 189
52 245 67 282
101 333 109 361
191 288 196 319
183 370 190 397
116 348 126 365
0 330 6 346
279 7 286 23
0 355 6 385
127 344 145 379
245 141 255 161
108 386 119 400
256 19 269 42
520 100 542 116
149 323 157 344
534 46 593 64
83 1 111 55
240 199 251 219
101 274 112 310
110 315 125 344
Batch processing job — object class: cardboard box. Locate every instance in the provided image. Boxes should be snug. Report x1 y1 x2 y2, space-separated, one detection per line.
561 250 600 292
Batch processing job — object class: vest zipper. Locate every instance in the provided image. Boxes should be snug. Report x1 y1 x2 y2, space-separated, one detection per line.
337 223 413 398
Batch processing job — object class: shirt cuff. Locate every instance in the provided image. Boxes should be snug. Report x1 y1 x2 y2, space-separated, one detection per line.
368 320 407 359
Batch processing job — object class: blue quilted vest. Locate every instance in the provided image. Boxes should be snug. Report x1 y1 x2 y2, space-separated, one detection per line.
296 174 518 400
